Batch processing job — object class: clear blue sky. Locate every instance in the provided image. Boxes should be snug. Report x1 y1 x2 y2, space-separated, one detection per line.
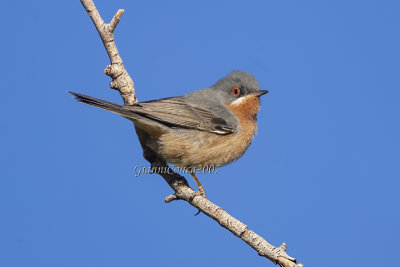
1 1 399 266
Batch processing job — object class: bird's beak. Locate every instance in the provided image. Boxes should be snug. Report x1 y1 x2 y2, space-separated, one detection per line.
252 90 269 97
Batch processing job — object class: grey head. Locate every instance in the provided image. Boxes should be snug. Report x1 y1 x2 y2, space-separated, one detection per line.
186 71 268 106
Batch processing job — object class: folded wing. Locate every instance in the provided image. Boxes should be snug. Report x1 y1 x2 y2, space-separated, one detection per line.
134 97 237 135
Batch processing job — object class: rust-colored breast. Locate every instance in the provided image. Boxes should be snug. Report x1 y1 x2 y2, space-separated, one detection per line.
157 95 261 168
226 95 260 133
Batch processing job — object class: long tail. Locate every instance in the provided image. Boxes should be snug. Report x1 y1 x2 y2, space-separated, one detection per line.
69 91 138 118
69 91 165 138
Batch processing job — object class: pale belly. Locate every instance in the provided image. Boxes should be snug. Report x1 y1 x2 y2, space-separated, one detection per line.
158 126 257 169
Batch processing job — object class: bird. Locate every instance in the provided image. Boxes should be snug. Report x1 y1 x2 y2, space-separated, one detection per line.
70 70 268 197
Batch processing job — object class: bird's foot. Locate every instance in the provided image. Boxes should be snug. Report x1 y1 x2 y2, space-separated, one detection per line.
194 185 207 199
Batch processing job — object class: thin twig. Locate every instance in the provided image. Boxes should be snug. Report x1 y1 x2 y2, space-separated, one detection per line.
79 1 303 266
109 9 124 31
80 0 136 105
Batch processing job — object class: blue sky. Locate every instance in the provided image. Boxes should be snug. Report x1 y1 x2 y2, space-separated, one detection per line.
1 1 399 266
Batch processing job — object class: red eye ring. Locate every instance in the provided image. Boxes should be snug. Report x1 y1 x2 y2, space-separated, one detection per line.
231 87 241 96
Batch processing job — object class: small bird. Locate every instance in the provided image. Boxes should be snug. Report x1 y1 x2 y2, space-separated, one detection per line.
70 71 268 197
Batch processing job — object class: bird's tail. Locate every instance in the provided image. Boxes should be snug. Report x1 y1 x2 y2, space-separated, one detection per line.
69 91 137 118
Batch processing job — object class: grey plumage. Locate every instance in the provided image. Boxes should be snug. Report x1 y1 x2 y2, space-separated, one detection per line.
69 91 236 135
70 70 266 136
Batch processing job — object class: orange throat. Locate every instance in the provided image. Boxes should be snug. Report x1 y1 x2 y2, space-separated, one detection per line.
225 95 261 154
226 95 261 128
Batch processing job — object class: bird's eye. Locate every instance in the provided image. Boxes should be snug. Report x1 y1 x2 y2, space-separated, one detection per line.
231 87 241 97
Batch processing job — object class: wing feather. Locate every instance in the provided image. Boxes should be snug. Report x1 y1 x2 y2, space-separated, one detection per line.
129 97 236 134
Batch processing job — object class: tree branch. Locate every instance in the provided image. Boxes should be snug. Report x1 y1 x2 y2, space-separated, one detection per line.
80 0 136 105
79 1 303 266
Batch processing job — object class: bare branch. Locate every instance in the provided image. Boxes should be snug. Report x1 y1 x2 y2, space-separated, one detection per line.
136 144 302 267
79 1 303 266
164 194 179 203
109 9 124 31
80 0 136 105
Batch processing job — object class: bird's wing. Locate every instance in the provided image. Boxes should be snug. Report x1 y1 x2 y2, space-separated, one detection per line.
129 97 237 135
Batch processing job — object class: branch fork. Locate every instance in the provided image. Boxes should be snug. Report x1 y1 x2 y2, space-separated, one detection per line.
80 1 302 266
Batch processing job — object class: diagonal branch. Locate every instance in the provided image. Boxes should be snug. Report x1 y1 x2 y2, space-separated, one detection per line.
79 1 303 266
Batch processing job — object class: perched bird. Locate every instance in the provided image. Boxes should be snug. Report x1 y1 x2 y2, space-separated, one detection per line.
70 71 268 196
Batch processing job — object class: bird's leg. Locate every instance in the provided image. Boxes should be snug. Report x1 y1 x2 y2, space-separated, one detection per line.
190 170 207 198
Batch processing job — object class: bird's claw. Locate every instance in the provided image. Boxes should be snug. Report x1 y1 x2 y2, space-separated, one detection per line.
194 185 207 199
